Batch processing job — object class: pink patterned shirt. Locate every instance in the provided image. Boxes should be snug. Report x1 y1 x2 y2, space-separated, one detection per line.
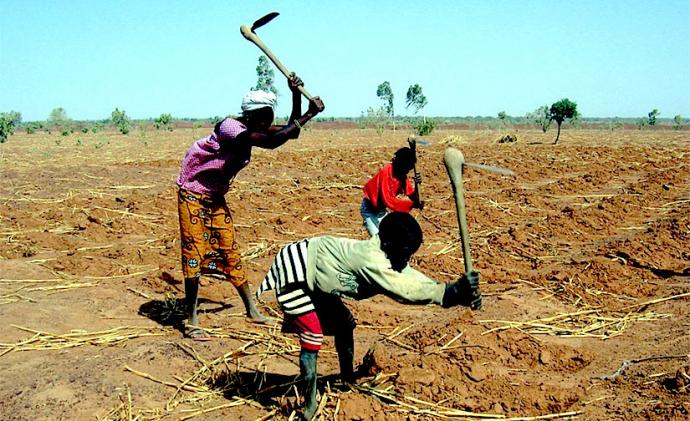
177 118 251 196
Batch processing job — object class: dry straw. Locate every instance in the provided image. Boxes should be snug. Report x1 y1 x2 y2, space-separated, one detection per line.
0 325 166 357
480 292 690 339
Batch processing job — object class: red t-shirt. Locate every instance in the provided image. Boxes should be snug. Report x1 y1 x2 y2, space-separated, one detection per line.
363 163 415 213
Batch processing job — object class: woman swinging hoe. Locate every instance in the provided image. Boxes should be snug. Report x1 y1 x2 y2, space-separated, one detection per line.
176 75 325 340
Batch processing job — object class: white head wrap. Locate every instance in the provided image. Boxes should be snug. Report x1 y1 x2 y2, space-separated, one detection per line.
241 90 277 113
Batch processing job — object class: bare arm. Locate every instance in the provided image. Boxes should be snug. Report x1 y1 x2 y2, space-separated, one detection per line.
253 74 325 149
250 96 325 149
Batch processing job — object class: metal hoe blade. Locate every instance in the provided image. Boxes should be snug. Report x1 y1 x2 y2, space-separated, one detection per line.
251 12 279 31
463 162 514 176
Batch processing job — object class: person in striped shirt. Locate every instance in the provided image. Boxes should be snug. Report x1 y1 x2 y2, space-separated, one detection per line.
256 212 479 420
176 75 325 340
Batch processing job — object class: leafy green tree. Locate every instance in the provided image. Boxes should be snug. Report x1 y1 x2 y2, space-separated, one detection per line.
376 81 394 118
549 98 578 144
254 55 278 95
497 111 507 120
526 105 551 133
111 108 131 135
647 109 659 126
48 107 70 128
0 111 22 143
673 114 684 130
405 84 428 114
154 113 173 131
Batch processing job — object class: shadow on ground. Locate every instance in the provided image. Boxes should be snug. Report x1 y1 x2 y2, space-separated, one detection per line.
138 297 236 334
208 369 355 416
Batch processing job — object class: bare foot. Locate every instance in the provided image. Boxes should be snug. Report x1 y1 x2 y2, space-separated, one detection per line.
248 310 269 324
186 326 211 341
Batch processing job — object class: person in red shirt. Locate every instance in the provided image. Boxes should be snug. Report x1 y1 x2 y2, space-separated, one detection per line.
361 147 423 236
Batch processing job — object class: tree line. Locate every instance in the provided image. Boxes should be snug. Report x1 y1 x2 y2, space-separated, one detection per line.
0 56 686 143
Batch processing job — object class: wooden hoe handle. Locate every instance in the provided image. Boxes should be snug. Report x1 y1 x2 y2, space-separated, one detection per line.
240 25 314 101
443 147 473 274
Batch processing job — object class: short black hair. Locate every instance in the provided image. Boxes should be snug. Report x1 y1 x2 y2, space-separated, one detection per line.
393 147 416 169
378 212 423 255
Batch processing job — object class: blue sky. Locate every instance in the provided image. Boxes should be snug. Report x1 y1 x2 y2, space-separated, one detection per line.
1 0 689 121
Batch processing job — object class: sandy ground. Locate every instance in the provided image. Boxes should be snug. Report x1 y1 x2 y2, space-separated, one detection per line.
0 126 688 420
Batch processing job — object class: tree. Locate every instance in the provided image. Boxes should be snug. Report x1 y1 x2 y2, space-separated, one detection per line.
0 111 21 143
497 111 507 120
254 55 278 96
111 108 131 135
48 107 69 127
549 98 578 144
673 114 684 130
376 81 394 118
647 109 659 126
526 105 551 133
405 84 428 115
154 113 173 131
405 84 427 114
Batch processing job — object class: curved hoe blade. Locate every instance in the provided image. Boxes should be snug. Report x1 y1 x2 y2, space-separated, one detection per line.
251 12 279 31
463 162 515 176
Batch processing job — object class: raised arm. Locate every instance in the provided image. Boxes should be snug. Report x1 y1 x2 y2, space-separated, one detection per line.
252 74 325 149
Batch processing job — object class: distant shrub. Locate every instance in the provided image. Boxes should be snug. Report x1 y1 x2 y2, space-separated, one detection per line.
647 109 659 126
61 129 70 136
154 113 173 131
81 127 89 133
48 107 69 125
111 108 131 135
414 119 435 136
526 106 551 133
359 107 387 135
497 133 518 143
0 111 21 143
673 115 683 130
608 119 624 131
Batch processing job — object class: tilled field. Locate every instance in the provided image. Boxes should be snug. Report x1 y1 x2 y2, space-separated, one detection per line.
0 127 688 420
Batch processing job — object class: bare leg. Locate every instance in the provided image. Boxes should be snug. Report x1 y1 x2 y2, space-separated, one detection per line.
184 278 209 339
236 282 268 323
